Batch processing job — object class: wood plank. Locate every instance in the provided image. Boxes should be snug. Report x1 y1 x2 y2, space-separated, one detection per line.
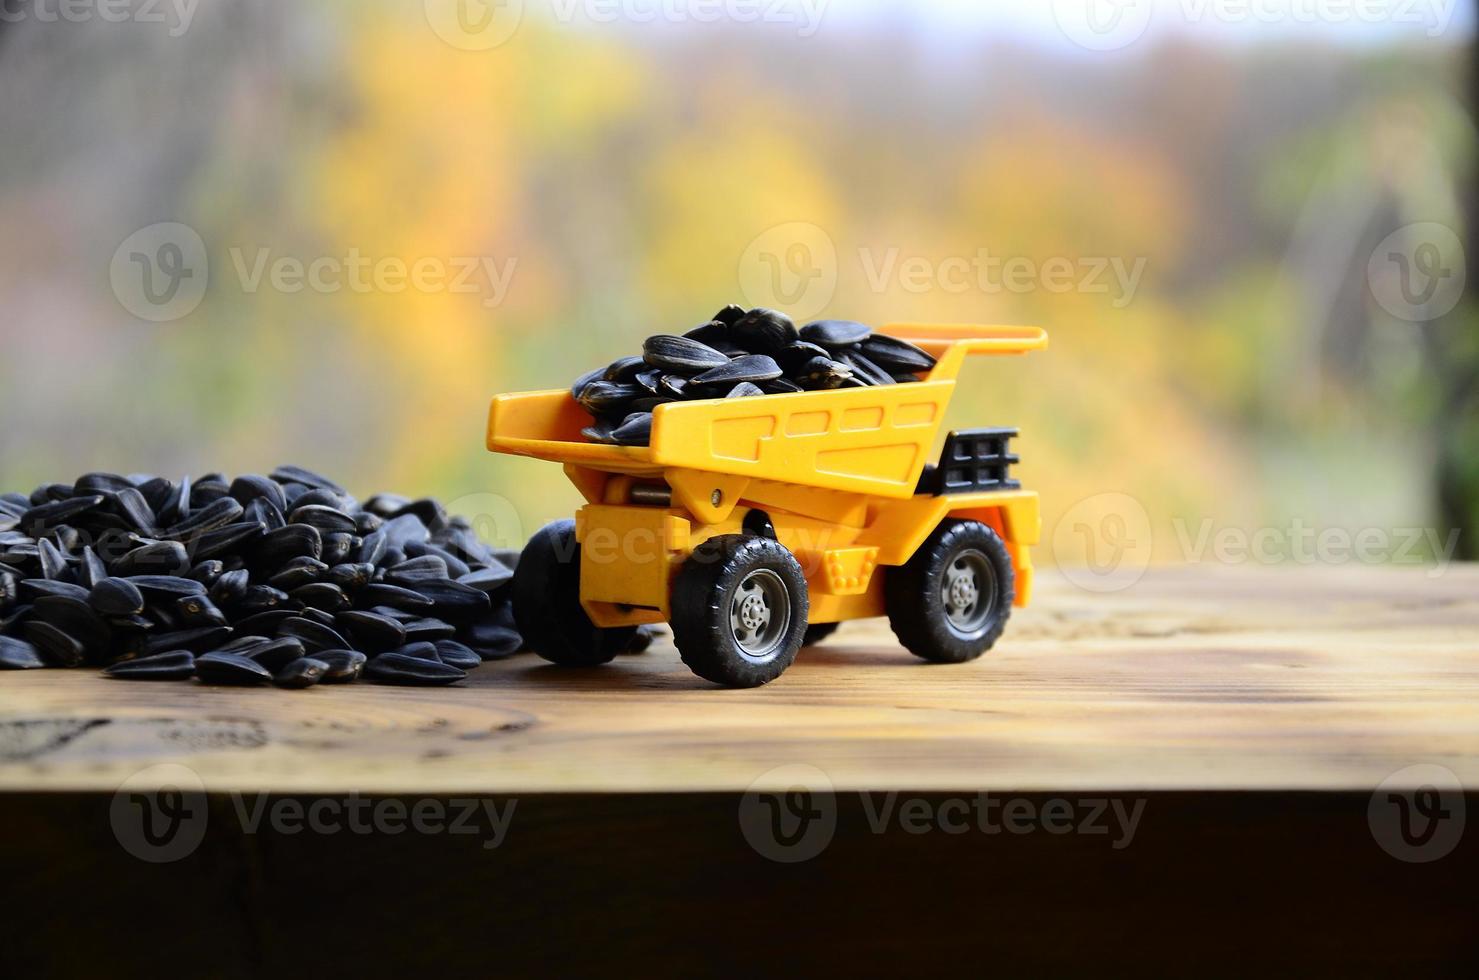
1 564 1476 793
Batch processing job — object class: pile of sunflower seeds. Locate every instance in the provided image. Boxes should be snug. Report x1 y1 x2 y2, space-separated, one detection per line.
0 466 527 687
572 305 937 446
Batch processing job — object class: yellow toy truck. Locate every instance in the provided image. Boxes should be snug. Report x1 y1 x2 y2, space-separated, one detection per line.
488 323 1047 687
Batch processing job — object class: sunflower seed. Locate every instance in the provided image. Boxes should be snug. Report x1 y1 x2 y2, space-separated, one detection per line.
269 556 330 590
195 652 273 686
104 650 195 681
248 637 308 671
433 639 482 670
860 333 936 372
314 649 367 683
89 578 146 616
23 621 86 666
274 657 328 689
0 635 46 670
610 412 653 446
641 335 730 373
336 610 407 652
363 651 466 686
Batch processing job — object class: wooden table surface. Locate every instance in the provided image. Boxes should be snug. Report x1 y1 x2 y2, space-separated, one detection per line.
2 564 1476 794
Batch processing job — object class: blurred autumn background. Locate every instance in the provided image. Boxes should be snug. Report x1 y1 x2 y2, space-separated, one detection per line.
0 0 1473 568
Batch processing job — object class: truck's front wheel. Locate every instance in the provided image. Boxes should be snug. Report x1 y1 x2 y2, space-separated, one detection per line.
671 535 809 688
513 519 636 667
885 519 1014 663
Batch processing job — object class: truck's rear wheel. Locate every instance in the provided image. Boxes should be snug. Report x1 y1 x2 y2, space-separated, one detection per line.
802 622 839 646
671 535 809 688
513 519 636 667
885 519 1013 663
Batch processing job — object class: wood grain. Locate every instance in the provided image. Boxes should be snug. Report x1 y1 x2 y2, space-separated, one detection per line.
1 564 1475 793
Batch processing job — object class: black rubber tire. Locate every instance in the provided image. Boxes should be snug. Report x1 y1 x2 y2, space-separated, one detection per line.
512 519 636 667
802 622 840 646
885 519 1014 664
670 534 809 688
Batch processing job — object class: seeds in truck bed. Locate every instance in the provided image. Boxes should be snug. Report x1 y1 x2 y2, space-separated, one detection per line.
571 305 938 447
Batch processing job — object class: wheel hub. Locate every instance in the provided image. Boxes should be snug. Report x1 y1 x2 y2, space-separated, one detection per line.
729 568 791 661
940 548 995 635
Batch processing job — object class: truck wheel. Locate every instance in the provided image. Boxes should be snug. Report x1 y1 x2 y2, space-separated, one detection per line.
671 535 809 688
802 622 839 646
885 519 1014 663
513 519 635 667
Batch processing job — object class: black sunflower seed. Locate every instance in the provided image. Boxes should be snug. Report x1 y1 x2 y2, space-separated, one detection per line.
274 657 328 689
270 465 346 494
610 412 653 447
209 568 250 606
278 616 350 652
23 620 86 667
21 495 105 536
860 333 936 372
172 593 229 628
839 350 896 386
320 532 355 565
576 380 644 416
641 335 730 373
234 609 296 637
314 649 367 683
104 650 195 681
74 472 134 496
775 341 831 373
289 504 358 535
113 539 191 577
89 577 146 616
19 579 90 603
34 595 110 654
147 627 232 655
690 353 783 388
760 376 805 394
247 637 308 672
255 523 322 567
405 541 471 579
403 617 457 643
125 575 206 599
160 496 243 542
193 521 267 560
683 319 729 345
110 487 158 534
292 582 349 612
602 355 646 382
336 610 407 652
0 635 47 670
730 308 797 353
326 562 375 590
794 355 855 390
433 639 482 670
37 537 69 581
239 584 289 612
270 556 329 590
461 622 523 660
800 319 872 347
244 497 287 531
385 554 448 584
406 578 492 618
195 652 272 686
457 564 513 594
229 474 287 511
727 382 766 398
358 583 435 612
363 651 466 686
